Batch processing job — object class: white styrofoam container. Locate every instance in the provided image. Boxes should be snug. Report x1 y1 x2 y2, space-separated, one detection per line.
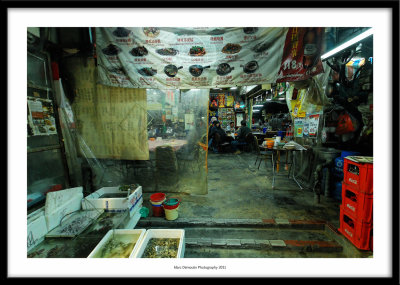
131 229 185 258
87 229 146 258
82 186 142 217
45 187 83 232
27 207 48 252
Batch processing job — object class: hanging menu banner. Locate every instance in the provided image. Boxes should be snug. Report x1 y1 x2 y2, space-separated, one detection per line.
96 27 291 89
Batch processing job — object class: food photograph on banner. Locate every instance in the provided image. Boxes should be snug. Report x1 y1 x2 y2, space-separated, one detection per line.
24 23 377 265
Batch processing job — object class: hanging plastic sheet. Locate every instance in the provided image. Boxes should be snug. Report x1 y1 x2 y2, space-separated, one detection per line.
146 89 209 194
286 62 332 119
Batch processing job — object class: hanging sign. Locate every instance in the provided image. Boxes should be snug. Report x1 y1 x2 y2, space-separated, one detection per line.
276 27 324 83
96 27 289 89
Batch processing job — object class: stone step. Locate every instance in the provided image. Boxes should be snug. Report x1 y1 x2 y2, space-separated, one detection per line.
136 217 343 254
137 217 327 230
184 237 342 253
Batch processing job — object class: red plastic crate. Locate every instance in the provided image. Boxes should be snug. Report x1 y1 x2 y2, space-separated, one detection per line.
343 157 373 194
338 205 372 250
341 183 373 223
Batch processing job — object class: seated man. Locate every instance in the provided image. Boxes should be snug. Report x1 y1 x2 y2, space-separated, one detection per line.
209 121 231 153
226 121 235 133
231 120 252 154
208 120 218 150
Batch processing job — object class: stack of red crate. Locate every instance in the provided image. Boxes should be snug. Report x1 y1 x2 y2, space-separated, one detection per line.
338 156 373 250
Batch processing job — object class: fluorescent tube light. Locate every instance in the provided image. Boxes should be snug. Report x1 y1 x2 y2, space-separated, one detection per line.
253 110 260 112
321 28 373 61
253 104 264 107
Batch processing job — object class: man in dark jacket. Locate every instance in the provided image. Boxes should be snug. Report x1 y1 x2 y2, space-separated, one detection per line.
236 120 251 142
209 121 232 153
231 120 251 154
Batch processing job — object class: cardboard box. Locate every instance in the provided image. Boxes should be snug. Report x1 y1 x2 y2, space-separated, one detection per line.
82 186 143 217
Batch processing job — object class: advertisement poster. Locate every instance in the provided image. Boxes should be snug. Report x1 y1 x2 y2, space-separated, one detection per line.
294 117 304 137
27 98 58 136
276 27 324 83
218 93 226 108
226 95 234 107
96 27 289 89
209 94 219 108
308 114 320 137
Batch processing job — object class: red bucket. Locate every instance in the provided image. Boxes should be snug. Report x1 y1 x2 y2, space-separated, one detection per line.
150 193 166 203
150 193 166 217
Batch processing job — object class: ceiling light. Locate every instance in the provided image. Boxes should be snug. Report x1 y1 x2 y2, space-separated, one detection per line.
321 28 373 61
230 87 237 90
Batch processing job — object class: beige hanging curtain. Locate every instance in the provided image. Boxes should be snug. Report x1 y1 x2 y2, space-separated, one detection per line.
65 56 149 160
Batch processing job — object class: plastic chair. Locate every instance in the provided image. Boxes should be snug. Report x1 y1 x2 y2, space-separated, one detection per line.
254 136 274 170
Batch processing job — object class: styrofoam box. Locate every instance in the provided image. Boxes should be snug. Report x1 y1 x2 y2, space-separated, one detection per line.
87 229 146 258
82 186 143 217
45 187 83 232
131 229 185 258
27 207 48 252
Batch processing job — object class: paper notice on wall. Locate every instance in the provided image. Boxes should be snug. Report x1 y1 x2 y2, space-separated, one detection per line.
185 113 195 130
27 98 58 136
303 117 309 137
294 117 304 137
308 114 320 137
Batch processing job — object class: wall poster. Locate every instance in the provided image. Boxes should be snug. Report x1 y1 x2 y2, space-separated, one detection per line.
27 97 58 136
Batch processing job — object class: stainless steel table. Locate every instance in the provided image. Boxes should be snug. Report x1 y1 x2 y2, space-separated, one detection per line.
261 146 304 190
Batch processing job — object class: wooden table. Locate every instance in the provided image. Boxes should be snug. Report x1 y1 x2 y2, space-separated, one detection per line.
148 139 188 152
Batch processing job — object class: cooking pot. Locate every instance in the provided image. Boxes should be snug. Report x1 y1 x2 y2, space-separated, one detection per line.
252 41 272 53
164 65 183 77
189 65 210 77
102 44 122 56
112 27 132 37
243 27 258 34
216 63 234 76
130 46 148 57
138 67 157 77
241 61 259 74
